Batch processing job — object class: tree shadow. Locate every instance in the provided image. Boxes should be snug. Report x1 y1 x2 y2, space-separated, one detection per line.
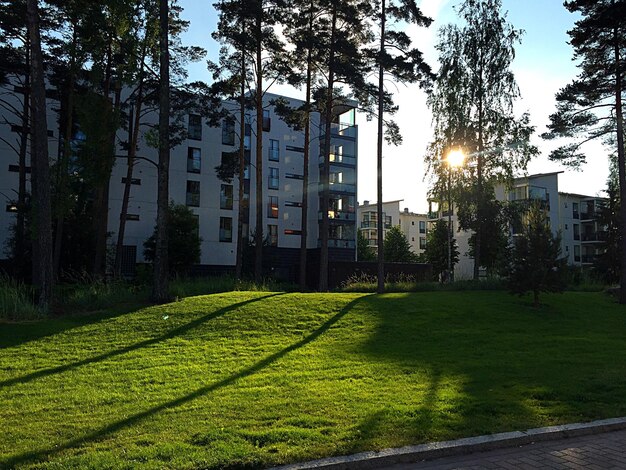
2 295 368 468
0 301 148 350
0 293 284 389
345 292 626 448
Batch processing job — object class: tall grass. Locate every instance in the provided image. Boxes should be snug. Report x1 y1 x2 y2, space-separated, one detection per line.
0 277 42 321
338 272 507 293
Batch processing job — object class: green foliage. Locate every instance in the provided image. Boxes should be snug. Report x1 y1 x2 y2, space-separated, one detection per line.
458 187 511 276
356 230 376 262
542 0 626 166
383 225 418 263
3 291 626 468
507 203 567 307
0 276 42 321
423 219 459 279
594 163 621 284
144 203 201 275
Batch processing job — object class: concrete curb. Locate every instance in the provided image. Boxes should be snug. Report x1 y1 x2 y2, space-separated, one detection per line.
270 417 626 470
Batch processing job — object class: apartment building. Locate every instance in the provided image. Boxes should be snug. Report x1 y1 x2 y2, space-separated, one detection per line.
0 82 359 278
429 172 607 279
357 200 428 257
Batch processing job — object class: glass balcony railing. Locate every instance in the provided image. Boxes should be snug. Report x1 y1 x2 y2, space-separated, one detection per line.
360 221 391 229
581 231 607 242
320 182 356 193
319 211 356 221
320 122 357 139
319 154 356 166
318 239 356 249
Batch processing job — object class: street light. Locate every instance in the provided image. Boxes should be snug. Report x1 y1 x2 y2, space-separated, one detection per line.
445 148 465 283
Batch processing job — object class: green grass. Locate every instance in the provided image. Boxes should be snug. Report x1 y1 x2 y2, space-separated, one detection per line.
1 291 626 469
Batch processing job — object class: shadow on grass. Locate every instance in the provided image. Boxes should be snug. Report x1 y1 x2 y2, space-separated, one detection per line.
0 301 148 350
2 295 368 468
349 292 626 446
0 293 284 389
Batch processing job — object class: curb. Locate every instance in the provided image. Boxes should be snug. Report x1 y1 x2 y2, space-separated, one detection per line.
270 417 626 470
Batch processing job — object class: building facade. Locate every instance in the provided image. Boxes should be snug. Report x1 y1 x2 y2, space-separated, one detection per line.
428 172 607 279
0 82 359 279
357 200 428 257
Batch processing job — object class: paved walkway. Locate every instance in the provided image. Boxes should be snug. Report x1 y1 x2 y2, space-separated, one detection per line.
386 429 626 469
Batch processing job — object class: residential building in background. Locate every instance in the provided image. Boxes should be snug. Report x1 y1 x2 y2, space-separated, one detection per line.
429 171 607 279
357 200 428 258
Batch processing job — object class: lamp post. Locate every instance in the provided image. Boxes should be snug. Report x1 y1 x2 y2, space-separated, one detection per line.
445 149 464 283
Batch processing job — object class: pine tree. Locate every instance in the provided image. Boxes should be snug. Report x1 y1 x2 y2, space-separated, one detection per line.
508 202 566 308
383 225 418 263
368 0 433 293
26 0 54 309
424 219 459 280
542 0 626 303
357 229 376 261
426 0 536 280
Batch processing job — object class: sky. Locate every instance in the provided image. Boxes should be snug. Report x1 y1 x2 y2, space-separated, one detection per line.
177 0 610 213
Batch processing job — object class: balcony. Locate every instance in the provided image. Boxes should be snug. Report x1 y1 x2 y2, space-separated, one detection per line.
318 239 356 249
319 211 356 221
427 211 440 220
581 255 596 264
321 122 357 139
360 221 391 229
320 182 356 194
320 154 356 166
581 231 607 242
580 211 601 221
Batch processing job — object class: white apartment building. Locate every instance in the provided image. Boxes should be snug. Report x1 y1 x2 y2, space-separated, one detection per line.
0 81 359 280
357 200 428 257
429 171 607 279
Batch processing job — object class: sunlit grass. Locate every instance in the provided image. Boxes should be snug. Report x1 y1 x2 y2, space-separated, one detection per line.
1 291 625 469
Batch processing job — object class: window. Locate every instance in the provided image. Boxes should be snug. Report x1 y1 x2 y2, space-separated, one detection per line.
126 214 140 221
268 196 278 218
268 224 278 246
262 109 271 132
285 201 302 207
121 177 141 185
187 147 201 173
219 217 232 242
188 114 202 140
285 173 304 180
268 167 279 189
411 237 415 242
419 220 426 234
574 224 580 241
384 215 392 228
268 139 279 161
565 224 568 230
220 184 233 210
284 229 302 235
573 202 579 219
574 245 581 262
186 180 200 207
286 145 305 153
6 204 18 213
411 221 415 226
419 237 426 249
222 119 235 145
8 165 31 173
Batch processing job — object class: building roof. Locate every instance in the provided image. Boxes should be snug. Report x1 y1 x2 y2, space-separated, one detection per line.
513 171 564 181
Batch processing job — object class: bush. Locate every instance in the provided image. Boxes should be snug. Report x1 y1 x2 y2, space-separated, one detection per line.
0 276 42 321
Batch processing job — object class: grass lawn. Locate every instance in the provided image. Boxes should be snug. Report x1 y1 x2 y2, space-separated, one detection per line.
1 291 626 469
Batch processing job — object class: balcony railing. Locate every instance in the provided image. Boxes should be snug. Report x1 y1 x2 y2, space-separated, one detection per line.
581 255 596 264
319 211 356 221
320 154 356 166
581 231 607 242
320 182 356 193
318 239 356 249
580 211 601 220
321 122 357 139
360 221 392 229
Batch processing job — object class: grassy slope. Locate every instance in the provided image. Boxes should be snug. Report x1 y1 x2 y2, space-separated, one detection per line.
1 291 625 469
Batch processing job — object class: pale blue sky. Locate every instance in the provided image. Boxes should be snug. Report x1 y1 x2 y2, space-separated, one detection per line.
177 0 607 212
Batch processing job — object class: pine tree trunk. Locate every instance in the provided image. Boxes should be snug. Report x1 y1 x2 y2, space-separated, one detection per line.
254 5 264 283
235 49 246 281
114 80 144 279
319 6 337 292
613 27 626 304
26 0 54 310
299 1 314 291
153 0 170 303
16 38 30 281
376 0 386 295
